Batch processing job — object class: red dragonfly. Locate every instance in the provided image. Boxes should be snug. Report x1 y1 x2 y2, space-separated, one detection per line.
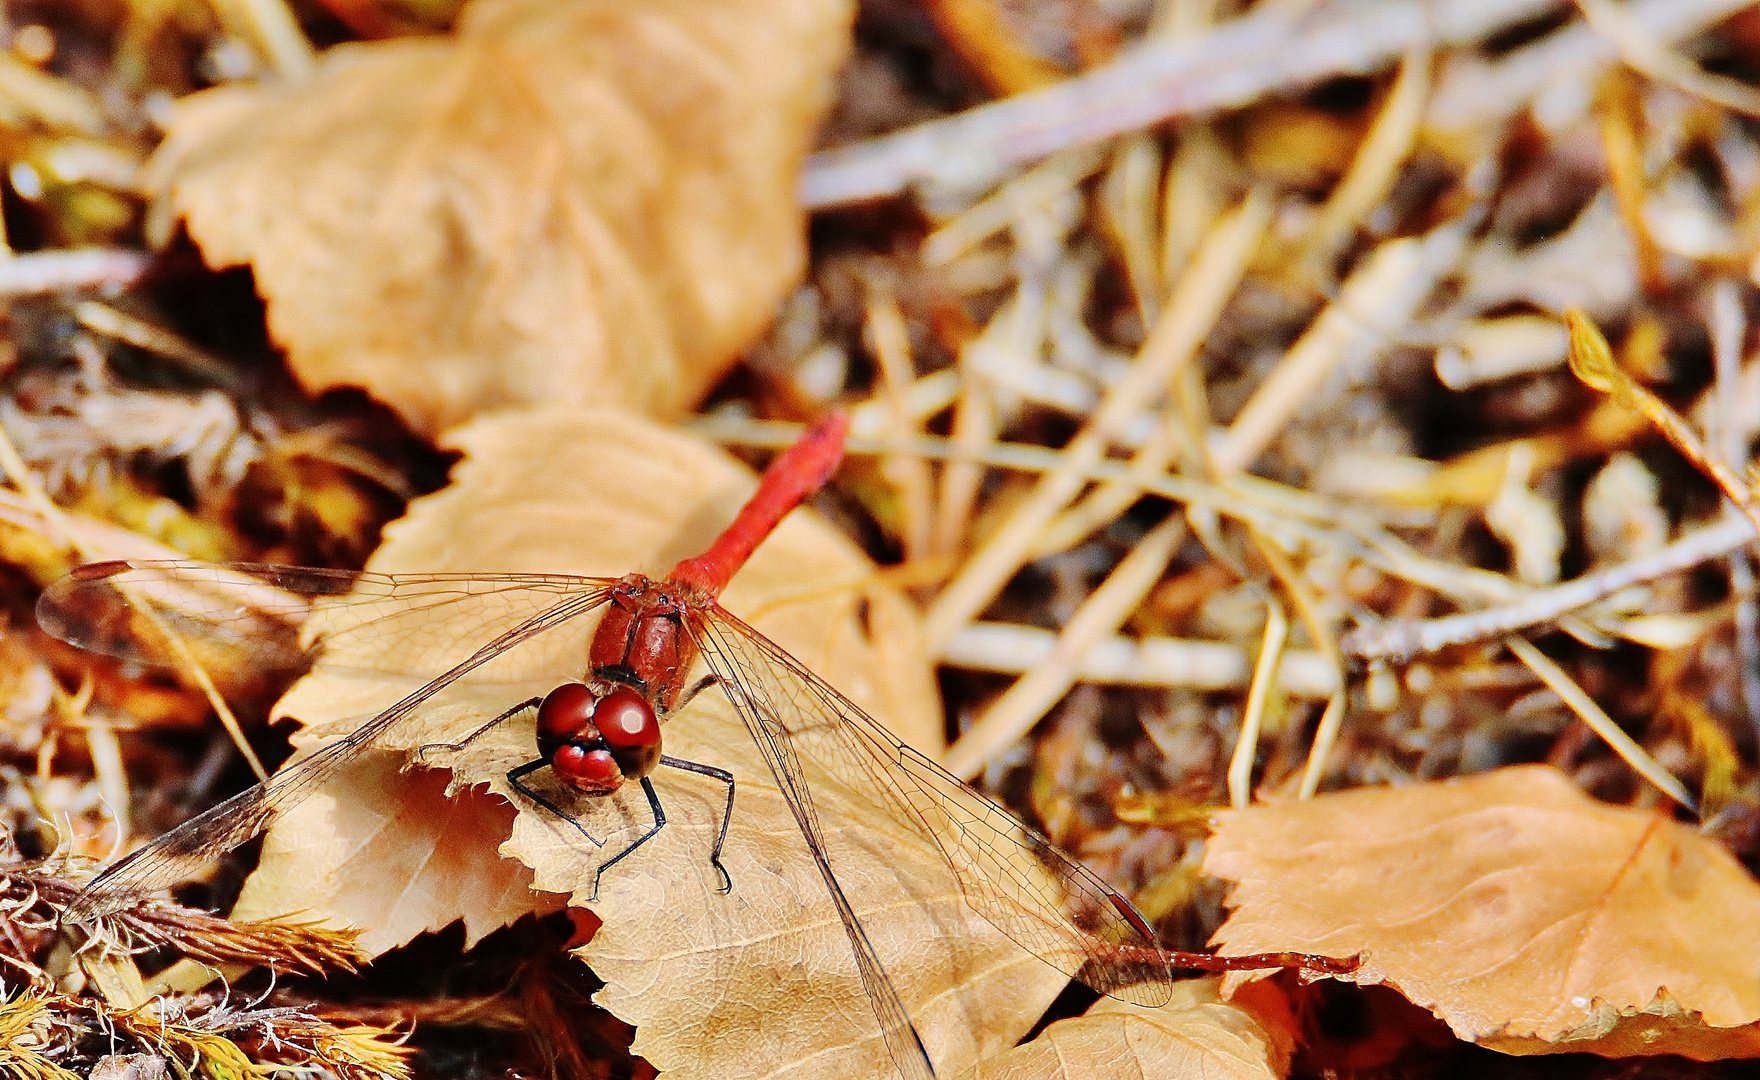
43 414 1349 1080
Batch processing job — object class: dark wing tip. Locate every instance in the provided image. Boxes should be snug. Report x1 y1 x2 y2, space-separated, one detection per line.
70 560 136 581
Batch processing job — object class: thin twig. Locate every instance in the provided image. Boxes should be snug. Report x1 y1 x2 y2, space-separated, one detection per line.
800 0 1559 207
1341 515 1757 662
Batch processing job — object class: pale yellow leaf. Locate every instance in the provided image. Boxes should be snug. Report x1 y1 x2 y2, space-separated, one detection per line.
144 0 852 434
232 751 563 954
955 977 1291 1080
1204 765 1760 1060
246 408 1066 1079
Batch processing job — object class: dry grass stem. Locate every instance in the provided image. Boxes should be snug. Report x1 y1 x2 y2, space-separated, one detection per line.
941 621 1338 696
1213 231 1448 474
1297 45 1430 280
210 0 316 81
922 0 1064 95
865 292 935 563
1229 596 1288 809
1504 634 1695 810
922 189 1270 655
0 250 150 297
945 514 1187 778
1567 310 1760 536
1576 0 1760 117
931 360 995 559
919 146 1106 266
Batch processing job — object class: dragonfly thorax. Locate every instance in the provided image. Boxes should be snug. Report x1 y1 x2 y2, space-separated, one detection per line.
588 573 705 714
537 682 661 794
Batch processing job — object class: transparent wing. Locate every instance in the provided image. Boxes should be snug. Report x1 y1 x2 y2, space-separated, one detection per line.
38 560 621 684
692 606 1175 1018
691 613 937 1080
59 573 614 922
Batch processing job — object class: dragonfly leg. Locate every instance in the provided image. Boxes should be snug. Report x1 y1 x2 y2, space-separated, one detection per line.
660 755 735 893
507 758 604 846
586 775 670 901
417 696 542 764
671 674 719 713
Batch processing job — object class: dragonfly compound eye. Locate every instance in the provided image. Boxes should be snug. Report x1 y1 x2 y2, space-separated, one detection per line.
596 685 662 779
537 683 596 742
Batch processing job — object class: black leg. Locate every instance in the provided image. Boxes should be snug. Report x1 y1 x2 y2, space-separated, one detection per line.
660 755 735 893
586 776 669 901
507 758 603 846
419 696 543 764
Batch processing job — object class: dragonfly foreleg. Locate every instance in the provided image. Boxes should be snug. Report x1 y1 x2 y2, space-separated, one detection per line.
660 755 734 894
417 696 543 764
507 758 605 846
586 775 670 902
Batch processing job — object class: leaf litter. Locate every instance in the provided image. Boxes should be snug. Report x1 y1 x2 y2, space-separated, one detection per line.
4 0 1760 1078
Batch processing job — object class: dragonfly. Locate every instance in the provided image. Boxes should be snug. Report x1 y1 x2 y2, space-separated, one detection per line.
42 413 1352 1080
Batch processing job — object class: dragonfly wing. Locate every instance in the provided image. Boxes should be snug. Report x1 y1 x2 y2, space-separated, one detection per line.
696 608 1174 1009
39 560 618 683
64 585 614 922
692 616 937 1080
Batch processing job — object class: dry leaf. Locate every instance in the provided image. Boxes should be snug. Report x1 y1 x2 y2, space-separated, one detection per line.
955 977 1292 1080
1204 765 1760 1060
240 408 1067 1079
144 0 852 434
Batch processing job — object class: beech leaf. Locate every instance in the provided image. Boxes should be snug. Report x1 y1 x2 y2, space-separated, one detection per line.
1203 765 1760 1060
954 977 1294 1080
241 409 1068 1079
144 0 852 434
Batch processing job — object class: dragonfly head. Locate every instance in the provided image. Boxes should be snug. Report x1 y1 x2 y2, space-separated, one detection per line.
537 682 661 794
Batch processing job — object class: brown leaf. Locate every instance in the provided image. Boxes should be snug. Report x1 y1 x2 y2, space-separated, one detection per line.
1203 765 1760 1060
954 977 1291 1080
144 0 852 434
232 752 560 955
243 409 1066 1078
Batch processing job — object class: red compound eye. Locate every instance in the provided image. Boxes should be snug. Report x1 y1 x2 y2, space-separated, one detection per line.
537 683 596 741
595 686 660 750
553 743 622 790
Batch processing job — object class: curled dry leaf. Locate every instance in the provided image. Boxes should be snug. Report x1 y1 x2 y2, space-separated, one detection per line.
144 0 853 434
238 409 1067 1079
954 977 1294 1080
1203 765 1760 1060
